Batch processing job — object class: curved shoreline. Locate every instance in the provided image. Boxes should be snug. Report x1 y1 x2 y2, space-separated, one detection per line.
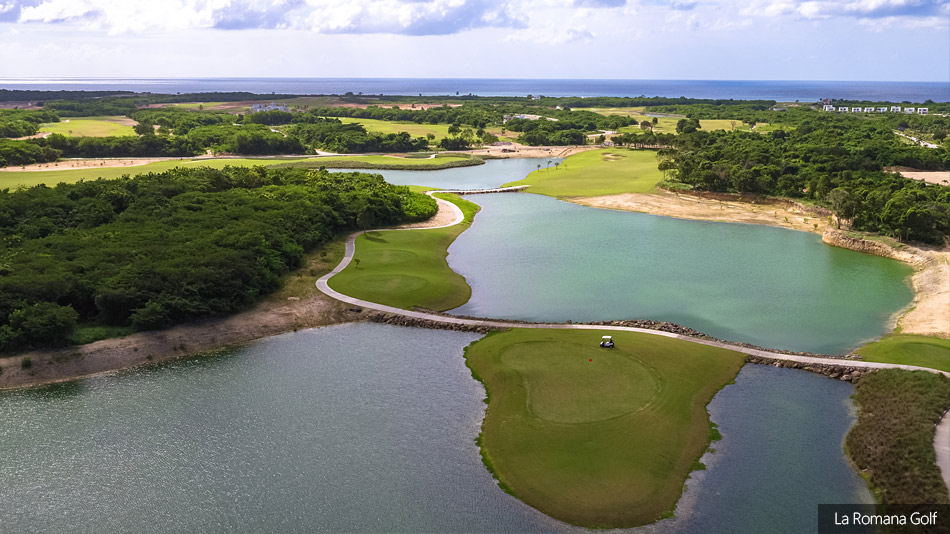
317 219 949 377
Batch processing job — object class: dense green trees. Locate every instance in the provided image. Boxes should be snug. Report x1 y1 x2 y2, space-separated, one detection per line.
0 166 437 352
662 120 950 243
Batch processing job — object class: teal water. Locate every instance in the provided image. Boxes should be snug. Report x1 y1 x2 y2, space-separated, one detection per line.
448 193 913 354
332 157 553 190
0 323 872 533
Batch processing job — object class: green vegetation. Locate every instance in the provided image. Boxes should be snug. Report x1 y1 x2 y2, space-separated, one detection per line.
857 334 950 372
503 148 663 197
38 116 137 137
662 117 950 243
0 109 59 138
328 194 478 311
845 369 950 504
0 166 436 353
464 328 746 527
0 155 482 189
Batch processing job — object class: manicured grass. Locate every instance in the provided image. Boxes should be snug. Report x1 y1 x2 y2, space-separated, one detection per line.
39 116 137 137
337 117 453 142
857 334 950 372
0 155 478 189
503 148 663 197
328 194 479 311
465 328 746 527
845 369 950 504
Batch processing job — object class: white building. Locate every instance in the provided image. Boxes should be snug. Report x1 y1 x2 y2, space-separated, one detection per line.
890 106 902 112
839 106 850 112
877 107 888 113
851 107 863 112
904 107 916 114
917 108 929 115
863 107 875 113
823 105 836 112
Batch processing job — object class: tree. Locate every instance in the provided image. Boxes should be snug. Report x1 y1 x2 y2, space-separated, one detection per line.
7 302 78 348
357 207 376 231
448 123 461 135
640 120 652 131
827 188 860 228
134 122 155 136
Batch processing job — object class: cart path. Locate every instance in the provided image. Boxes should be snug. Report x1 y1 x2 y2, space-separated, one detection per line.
315 188 950 491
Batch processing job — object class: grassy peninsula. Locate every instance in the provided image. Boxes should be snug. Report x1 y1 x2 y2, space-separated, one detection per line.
464 328 746 528
503 148 662 197
857 334 950 372
328 193 478 311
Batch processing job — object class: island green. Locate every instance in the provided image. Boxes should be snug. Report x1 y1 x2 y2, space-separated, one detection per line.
464 328 746 527
503 148 663 197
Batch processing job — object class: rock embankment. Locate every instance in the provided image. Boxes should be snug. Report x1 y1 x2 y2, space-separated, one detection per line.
746 354 869 383
365 311 498 334
822 229 909 262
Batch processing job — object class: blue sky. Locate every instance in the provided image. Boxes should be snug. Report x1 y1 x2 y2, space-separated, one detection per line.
0 0 947 81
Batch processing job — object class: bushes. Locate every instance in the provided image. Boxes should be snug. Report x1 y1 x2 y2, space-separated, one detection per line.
0 165 435 352
845 370 950 504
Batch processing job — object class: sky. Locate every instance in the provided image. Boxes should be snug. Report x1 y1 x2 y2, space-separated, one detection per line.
0 0 948 81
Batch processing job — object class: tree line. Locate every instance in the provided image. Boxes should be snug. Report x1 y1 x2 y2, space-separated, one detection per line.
661 118 950 243
0 166 437 352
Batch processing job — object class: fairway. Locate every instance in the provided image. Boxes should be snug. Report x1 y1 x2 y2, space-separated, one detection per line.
39 116 137 137
857 334 950 372
328 194 479 311
465 328 746 527
337 117 514 144
0 154 478 189
503 148 662 197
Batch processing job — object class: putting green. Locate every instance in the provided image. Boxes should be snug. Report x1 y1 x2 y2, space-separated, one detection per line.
328 194 479 311
503 148 662 197
500 341 660 423
857 334 950 372
466 328 746 528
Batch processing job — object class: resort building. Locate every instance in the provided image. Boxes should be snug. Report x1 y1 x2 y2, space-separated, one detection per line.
904 107 916 114
823 105 836 111
839 106 850 112
851 107 863 112
877 107 889 113
918 108 929 115
890 106 903 112
863 107 875 113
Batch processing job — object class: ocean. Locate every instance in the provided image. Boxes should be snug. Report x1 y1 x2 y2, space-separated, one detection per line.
1 78 947 102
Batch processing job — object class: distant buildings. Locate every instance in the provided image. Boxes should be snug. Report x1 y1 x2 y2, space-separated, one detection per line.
826 105 931 115
250 102 289 112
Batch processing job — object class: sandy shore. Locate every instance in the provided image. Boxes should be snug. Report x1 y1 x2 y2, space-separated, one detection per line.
573 190 949 339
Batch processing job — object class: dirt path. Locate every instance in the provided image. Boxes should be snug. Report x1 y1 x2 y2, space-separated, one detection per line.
317 224 949 376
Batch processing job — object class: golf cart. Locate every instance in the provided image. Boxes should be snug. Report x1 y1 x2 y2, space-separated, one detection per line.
599 335 615 348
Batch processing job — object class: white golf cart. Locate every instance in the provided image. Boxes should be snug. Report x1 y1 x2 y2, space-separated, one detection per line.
599 335 615 348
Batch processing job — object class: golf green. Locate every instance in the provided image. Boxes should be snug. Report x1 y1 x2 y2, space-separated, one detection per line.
327 193 479 311
856 334 950 372
502 148 662 197
465 328 746 528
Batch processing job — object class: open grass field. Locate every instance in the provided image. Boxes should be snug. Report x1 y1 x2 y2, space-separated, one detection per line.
0 155 478 189
336 117 515 144
39 116 137 137
856 334 950 372
465 328 747 527
328 194 479 311
503 148 662 197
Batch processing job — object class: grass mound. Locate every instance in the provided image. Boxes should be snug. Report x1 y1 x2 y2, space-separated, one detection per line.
857 334 950 372
465 328 746 528
328 194 479 311
502 148 662 197
845 369 950 504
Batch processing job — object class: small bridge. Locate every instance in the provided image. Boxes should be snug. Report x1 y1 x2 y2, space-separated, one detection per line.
435 185 529 195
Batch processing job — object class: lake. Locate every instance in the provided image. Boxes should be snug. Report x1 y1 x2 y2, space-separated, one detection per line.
0 323 872 533
448 193 913 354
